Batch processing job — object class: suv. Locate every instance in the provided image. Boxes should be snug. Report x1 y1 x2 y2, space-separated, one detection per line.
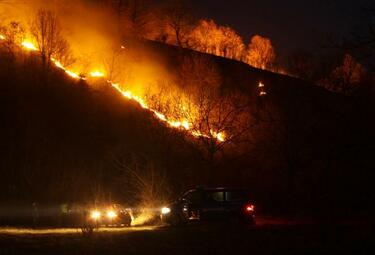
161 187 255 226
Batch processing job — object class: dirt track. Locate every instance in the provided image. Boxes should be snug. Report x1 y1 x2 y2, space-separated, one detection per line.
0 217 373 255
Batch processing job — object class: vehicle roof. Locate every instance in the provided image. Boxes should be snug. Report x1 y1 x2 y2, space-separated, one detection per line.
186 187 249 193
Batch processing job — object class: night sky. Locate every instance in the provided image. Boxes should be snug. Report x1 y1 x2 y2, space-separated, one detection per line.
193 0 372 58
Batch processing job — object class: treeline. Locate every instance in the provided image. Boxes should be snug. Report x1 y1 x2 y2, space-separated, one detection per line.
98 0 276 69
96 0 374 96
2 0 373 97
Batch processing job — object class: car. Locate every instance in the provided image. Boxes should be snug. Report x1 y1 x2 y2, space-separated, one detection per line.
79 204 133 233
160 187 255 226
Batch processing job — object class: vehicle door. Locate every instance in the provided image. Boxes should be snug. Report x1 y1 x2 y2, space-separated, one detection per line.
180 190 205 220
201 190 226 220
224 190 248 217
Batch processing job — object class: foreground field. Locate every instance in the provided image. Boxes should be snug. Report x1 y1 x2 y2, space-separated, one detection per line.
0 217 373 255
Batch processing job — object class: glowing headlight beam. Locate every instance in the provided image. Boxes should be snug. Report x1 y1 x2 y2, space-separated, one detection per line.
161 207 171 214
106 211 117 219
91 210 101 220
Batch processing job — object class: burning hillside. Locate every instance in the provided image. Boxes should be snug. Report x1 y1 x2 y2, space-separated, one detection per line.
0 3 228 143
3 34 226 142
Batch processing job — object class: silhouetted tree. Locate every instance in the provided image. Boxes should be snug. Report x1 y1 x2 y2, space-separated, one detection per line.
178 56 253 172
0 21 25 57
165 0 193 47
31 9 71 70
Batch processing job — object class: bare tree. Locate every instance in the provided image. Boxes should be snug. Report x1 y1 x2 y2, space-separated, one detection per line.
164 0 193 47
245 35 276 70
114 153 172 225
219 26 245 61
103 45 126 82
189 19 227 56
0 21 25 57
178 56 253 171
31 9 70 70
189 19 245 61
125 0 154 37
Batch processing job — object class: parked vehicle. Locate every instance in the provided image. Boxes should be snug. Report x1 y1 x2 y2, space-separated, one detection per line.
161 187 255 226
83 204 132 232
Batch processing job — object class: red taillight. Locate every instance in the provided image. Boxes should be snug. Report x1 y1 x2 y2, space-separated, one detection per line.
245 204 255 212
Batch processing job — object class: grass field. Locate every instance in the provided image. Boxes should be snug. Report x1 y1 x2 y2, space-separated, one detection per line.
0 217 373 255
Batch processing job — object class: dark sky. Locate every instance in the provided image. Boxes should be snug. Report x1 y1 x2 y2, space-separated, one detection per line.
193 0 372 58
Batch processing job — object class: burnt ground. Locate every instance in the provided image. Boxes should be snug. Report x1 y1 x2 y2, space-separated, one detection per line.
0 217 373 255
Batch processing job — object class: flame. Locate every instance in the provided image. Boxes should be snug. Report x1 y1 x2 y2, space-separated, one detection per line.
90 71 105 78
2 34 226 143
212 131 225 142
110 82 225 141
65 70 81 79
51 58 82 80
21 40 38 51
258 82 267 96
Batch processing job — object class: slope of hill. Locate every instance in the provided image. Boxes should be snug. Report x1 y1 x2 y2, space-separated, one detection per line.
0 41 374 214
130 39 375 212
0 53 203 205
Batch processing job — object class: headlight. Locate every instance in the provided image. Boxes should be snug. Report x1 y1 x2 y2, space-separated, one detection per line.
161 207 171 214
107 210 117 219
91 210 101 220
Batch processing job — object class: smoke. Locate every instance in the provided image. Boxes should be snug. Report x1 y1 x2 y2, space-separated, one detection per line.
0 0 172 92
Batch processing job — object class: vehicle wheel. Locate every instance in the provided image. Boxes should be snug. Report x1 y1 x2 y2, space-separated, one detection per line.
169 213 183 227
81 225 94 235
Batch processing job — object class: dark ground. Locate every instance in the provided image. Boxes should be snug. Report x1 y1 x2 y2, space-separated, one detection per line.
0 217 373 255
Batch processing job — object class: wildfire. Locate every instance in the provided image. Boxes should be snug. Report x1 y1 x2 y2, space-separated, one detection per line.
51 58 82 80
1 34 226 143
90 71 105 77
110 82 225 141
21 40 38 51
258 81 267 96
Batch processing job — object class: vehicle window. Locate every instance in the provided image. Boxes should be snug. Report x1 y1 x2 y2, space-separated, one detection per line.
183 191 204 204
226 191 247 201
207 191 225 202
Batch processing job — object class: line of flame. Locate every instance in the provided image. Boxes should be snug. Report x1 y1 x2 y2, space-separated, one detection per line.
0 35 225 142
109 83 225 142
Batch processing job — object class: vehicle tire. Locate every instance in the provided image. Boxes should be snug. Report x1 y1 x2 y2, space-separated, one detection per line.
81 225 94 235
169 213 183 227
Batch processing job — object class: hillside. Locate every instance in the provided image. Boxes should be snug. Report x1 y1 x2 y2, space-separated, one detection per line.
0 41 374 215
